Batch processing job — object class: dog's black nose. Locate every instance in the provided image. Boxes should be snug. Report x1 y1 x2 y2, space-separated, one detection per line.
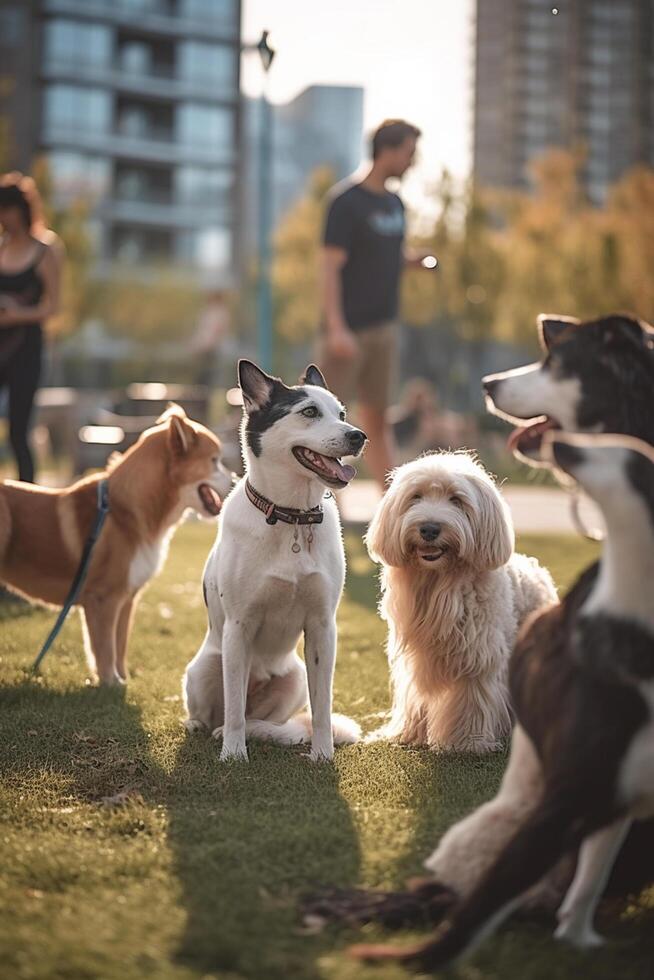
551 440 585 471
346 429 367 453
482 376 499 399
419 523 441 542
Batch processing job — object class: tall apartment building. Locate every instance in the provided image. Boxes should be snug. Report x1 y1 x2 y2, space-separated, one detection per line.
241 84 364 257
272 85 364 227
473 0 654 202
0 0 242 284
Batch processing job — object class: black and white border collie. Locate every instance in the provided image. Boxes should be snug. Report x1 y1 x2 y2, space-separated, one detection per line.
483 313 654 464
301 312 654 945
349 432 654 969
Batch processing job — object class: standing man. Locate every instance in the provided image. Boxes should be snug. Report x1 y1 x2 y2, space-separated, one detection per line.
320 119 431 489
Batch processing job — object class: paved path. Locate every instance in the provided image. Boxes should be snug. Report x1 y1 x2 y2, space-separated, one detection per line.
339 479 604 535
26 470 602 536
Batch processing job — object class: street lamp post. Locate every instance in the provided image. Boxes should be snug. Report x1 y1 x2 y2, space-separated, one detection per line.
249 30 275 371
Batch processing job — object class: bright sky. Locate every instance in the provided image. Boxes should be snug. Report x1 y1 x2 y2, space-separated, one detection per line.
241 0 474 222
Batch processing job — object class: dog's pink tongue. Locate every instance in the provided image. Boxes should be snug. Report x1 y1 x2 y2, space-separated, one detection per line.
199 483 222 516
329 459 356 483
507 418 555 453
507 426 525 451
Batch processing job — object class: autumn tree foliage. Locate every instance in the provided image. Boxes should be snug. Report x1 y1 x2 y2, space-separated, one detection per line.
272 152 654 351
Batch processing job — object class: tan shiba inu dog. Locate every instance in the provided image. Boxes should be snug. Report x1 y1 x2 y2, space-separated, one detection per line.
0 405 232 684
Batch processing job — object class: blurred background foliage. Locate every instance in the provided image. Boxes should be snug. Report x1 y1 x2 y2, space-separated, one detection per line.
3 123 653 370
271 150 654 351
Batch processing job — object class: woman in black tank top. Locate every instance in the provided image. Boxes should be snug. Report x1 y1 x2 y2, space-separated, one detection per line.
0 173 62 483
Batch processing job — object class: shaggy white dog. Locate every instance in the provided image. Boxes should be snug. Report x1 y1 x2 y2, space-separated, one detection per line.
366 451 557 753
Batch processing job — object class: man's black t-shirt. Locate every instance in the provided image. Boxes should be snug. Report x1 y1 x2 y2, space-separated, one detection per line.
323 181 405 331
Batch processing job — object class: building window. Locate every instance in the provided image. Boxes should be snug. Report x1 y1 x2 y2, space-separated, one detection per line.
47 151 111 202
119 106 149 138
175 166 233 207
120 41 151 76
43 18 112 69
177 40 236 91
179 0 238 30
177 227 232 270
114 230 144 263
176 104 233 149
43 85 112 135
119 0 168 12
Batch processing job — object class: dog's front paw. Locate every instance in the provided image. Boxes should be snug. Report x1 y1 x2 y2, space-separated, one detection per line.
220 744 249 762
363 727 392 744
98 671 126 687
216 730 249 762
184 719 206 734
554 918 605 948
309 745 334 763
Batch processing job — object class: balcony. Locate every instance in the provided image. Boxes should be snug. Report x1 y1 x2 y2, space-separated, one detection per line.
102 190 232 228
42 0 240 42
40 58 238 105
41 122 237 167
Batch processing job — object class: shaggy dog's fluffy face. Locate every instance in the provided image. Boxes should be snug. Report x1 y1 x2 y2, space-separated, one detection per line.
367 453 514 576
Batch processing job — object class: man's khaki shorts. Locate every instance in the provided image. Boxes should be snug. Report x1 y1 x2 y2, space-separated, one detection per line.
316 321 398 413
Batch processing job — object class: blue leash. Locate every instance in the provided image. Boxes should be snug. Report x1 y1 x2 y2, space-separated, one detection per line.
32 479 110 674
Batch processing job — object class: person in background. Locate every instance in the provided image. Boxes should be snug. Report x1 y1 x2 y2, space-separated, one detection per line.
0 172 62 483
389 377 477 461
189 289 231 388
319 119 436 489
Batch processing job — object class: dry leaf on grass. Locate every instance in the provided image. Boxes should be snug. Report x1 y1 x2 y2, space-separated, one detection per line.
99 789 143 808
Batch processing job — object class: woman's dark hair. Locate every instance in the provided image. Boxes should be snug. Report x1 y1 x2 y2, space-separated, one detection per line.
371 119 422 160
0 172 45 233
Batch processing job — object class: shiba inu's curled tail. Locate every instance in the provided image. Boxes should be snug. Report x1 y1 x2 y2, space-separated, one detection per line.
245 712 361 746
349 794 602 971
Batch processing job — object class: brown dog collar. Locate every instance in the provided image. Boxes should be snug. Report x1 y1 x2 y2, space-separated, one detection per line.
245 479 324 527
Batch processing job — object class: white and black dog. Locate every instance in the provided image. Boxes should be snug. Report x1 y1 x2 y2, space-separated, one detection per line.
183 360 366 762
418 313 654 897
347 432 654 968
483 313 654 463
302 313 654 935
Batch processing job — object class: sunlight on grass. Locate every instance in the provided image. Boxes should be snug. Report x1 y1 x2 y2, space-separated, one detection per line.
1 522 650 979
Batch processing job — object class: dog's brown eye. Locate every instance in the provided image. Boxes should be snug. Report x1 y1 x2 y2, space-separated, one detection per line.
301 406 319 419
450 495 463 507
411 493 422 502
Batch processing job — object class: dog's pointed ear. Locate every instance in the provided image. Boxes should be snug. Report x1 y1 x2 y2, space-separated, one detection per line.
156 402 187 425
167 411 196 457
643 319 654 351
537 314 580 352
238 359 275 414
603 314 654 351
300 364 328 389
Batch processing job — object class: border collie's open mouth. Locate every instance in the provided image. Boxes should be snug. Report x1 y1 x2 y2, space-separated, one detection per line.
416 547 447 564
198 483 222 516
292 446 356 488
508 416 561 458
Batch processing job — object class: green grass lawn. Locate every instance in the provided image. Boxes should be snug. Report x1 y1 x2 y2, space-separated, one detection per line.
1 523 652 980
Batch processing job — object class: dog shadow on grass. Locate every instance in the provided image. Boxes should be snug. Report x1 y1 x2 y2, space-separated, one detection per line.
0 673 363 980
0 677 154 804
165 735 362 980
